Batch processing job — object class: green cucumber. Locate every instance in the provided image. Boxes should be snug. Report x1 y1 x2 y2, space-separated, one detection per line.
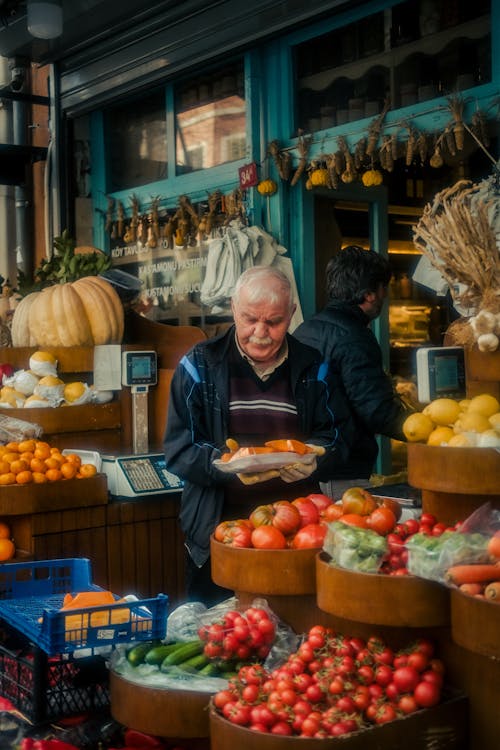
126 641 158 667
199 662 222 677
144 642 183 666
161 639 204 667
178 653 210 671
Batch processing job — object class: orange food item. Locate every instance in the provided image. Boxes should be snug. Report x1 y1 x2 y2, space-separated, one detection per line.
487 532 500 560
0 521 11 539
265 439 313 454
30 458 47 473
0 460 11 475
222 446 276 462
33 442 51 460
15 470 33 485
32 471 48 484
64 453 82 468
445 564 500 586
2 452 20 464
60 462 77 480
0 473 16 485
18 439 36 453
0 538 15 561
4 442 19 453
45 468 62 482
44 456 63 471
10 459 30 475
78 463 97 478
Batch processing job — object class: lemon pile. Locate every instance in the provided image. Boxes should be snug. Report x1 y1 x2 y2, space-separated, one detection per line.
403 393 500 447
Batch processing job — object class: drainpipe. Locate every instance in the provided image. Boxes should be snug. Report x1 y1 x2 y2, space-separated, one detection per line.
8 56 33 283
0 57 15 285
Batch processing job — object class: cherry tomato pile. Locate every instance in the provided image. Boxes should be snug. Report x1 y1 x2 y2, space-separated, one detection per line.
382 513 457 575
198 606 276 663
212 627 446 737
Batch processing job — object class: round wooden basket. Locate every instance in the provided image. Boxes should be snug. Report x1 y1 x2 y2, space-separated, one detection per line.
110 670 212 738
316 552 450 627
450 588 500 658
210 535 317 595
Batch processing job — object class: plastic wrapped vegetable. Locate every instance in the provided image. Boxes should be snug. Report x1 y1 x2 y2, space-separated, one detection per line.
323 521 388 573
406 530 490 582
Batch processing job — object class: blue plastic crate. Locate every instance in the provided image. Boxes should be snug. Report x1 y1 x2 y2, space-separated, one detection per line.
0 558 168 656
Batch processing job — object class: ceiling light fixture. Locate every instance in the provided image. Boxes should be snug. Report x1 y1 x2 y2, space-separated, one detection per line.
27 0 63 40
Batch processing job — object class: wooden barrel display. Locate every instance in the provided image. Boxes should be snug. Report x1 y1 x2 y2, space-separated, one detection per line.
210 535 317 595
450 588 500 658
110 670 211 739
316 553 450 627
209 697 468 750
407 444 500 525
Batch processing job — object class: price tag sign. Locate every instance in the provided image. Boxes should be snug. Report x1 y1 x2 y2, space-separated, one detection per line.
238 162 258 189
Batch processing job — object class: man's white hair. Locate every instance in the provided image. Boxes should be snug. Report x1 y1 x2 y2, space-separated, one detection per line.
232 266 294 312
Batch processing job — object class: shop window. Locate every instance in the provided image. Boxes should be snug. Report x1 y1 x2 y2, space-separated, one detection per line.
294 0 491 132
175 61 246 174
105 91 167 191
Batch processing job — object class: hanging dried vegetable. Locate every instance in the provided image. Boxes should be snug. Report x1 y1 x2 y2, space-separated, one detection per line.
354 137 367 170
290 132 312 186
337 136 357 184
471 109 490 148
448 95 465 151
325 153 339 189
268 140 292 181
366 99 390 157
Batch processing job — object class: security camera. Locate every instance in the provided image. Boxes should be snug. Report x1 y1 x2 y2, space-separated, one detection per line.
8 58 27 93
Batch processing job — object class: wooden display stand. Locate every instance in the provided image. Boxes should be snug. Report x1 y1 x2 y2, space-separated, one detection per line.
407 442 500 750
210 536 331 633
110 671 211 747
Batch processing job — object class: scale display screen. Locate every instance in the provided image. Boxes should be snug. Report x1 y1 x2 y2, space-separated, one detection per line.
416 346 466 403
122 351 157 386
101 453 183 498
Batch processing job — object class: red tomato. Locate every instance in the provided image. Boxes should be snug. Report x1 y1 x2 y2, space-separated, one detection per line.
292 497 320 527
321 503 344 523
420 512 437 527
291 523 327 549
366 506 397 535
249 504 273 527
413 679 441 707
306 493 332 512
341 487 377 515
223 523 253 547
271 500 302 535
393 665 420 692
407 650 429 672
213 689 236 710
398 694 419 714
337 513 368 529
251 525 287 549
404 518 420 536
374 702 397 724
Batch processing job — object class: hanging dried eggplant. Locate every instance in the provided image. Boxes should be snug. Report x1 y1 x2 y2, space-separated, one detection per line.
404 125 417 167
325 153 339 189
417 132 428 166
290 132 312 187
444 125 457 157
471 109 490 148
105 197 115 235
354 137 367 170
448 95 465 151
366 99 390 157
117 201 125 240
268 140 292 181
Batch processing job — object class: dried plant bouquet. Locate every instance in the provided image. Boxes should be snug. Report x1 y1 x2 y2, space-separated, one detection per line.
413 176 500 351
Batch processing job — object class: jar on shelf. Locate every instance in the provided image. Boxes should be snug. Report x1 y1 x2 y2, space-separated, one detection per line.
399 273 412 299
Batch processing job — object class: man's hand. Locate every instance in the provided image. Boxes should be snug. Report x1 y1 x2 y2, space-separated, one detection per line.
279 456 317 483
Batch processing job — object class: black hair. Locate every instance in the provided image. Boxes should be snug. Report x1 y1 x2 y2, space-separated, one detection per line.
325 245 392 304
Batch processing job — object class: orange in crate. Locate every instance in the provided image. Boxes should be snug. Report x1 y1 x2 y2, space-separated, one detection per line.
0 538 15 561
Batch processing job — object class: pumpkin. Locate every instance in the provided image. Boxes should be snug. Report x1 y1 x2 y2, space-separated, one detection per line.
10 276 124 348
362 169 383 187
309 167 329 187
257 179 277 196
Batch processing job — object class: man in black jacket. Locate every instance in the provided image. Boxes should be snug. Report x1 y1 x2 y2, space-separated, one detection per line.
164 265 353 605
294 245 411 500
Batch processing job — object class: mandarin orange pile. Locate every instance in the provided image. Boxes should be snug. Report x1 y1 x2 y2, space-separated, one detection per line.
0 440 97 485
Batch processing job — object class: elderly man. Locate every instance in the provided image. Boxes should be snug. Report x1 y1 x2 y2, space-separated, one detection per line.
164 265 352 604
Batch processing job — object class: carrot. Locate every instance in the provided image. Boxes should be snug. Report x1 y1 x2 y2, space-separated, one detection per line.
458 582 484 597
484 581 500 602
265 439 311 454
445 564 500 586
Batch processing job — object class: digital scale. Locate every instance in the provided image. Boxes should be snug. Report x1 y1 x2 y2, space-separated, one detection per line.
95 348 183 499
101 452 183 498
416 346 466 403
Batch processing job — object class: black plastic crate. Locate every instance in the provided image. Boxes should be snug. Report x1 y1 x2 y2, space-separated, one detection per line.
0 627 109 724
